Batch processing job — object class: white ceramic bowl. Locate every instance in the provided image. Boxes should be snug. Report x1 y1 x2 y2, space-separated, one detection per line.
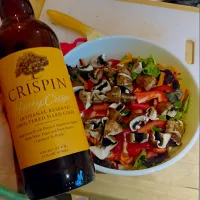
64 36 199 176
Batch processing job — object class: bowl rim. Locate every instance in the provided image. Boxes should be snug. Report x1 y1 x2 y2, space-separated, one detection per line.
64 35 199 176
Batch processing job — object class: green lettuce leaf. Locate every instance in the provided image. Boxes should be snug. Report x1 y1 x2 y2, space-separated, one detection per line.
141 55 156 66
131 72 139 80
183 95 190 113
159 115 167 120
173 101 182 109
121 110 131 116
152 126 162 132
143 62 160 77
133 150 146 169
172 111 183 120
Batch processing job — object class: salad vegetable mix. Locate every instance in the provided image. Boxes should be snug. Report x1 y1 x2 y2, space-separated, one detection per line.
67 54 190 170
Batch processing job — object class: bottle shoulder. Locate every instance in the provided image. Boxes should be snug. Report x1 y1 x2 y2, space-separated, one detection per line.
0 18 60 58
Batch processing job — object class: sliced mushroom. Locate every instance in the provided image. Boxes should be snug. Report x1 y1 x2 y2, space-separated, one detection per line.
108 108 122 122
104 119 123 136
136 74 157 91
166 120 185 136
108 77 115 87
103 135 117 144
78 65 93 72
104 67 118 78
167 106 178 118
117 73 133 92
131 62 143 74
157 102 177 117
121 93 135 104
109 102 125 112
124 89 131 94
170 133 182 146
93 80 111 94
117 64 132 76
157 102 172 115
150 132 171 149
89 131 101 140
108 102 124 121
146 107 158 120
85 117 108 139
77 65 94 80
90 54 108 68
129 115 149 131
130 133 149 143
85 119 103 139
129 111 144 124
106 86 121 103
165 120 185 145
73 86 84 93
88 68 103 84
90 144 117 160
78 90 92 109
92 90 107 103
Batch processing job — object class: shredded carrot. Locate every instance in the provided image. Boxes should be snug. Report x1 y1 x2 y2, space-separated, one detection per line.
120 53 132 64
157 63 165 70
79 58 86 67
181 89 189 103
168 66 180 78
157 72 165 86
77 74 88 89
120 153 133 165
89 137 99 145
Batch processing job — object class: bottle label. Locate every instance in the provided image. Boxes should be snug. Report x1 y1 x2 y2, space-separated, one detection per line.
0 47 89 169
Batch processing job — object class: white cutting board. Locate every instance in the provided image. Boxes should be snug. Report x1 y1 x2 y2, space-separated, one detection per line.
40 0 199 85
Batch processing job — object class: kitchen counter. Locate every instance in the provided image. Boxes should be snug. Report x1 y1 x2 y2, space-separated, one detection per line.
30 0 199 200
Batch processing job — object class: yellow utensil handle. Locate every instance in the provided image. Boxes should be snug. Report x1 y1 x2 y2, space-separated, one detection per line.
46 10 94 37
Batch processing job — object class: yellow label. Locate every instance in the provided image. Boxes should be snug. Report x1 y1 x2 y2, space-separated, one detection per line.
0 47 89 169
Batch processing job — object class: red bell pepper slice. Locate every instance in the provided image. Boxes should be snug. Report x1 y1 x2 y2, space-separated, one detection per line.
152 148 167 154
107 152 116 161
88 79 94 92
137 120 167 134
133 87 143 93
107 59 120 68
75 95 85 113
131 103 150 111
146 150 158 158
153 99 158 108
135 91 168 103
127 142 151 158
84 107 107 120
120 153 134 165
93 103 109 111
112 133 124 161
150 85 173 93
121 116 130 124
123 127 131 135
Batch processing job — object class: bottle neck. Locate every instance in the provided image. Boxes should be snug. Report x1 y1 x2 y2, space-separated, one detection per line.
0 0 34 20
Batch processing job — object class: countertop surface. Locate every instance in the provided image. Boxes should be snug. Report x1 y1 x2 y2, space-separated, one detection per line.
30 0 199 200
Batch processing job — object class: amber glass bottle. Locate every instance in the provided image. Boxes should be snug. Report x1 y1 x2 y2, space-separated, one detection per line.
0 0 95 199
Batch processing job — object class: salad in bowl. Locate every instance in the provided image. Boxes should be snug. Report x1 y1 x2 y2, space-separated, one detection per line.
67 53 190 170
65 36 199 175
